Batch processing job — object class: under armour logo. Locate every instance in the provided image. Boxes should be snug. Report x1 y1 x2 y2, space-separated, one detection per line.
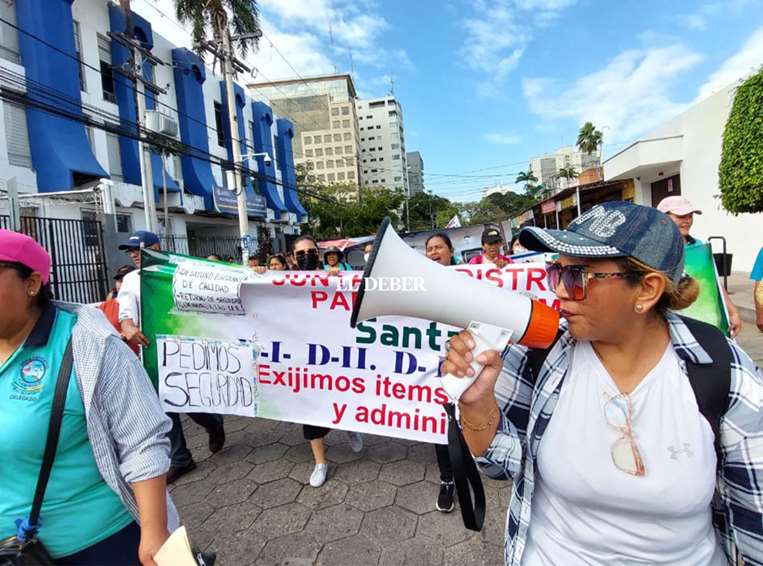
667 443 694 460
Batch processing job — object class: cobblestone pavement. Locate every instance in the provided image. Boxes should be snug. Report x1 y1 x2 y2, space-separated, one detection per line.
171 420 508 565
172 325 763 566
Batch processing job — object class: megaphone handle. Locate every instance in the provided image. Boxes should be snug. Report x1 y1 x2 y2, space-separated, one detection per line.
441 322 513 402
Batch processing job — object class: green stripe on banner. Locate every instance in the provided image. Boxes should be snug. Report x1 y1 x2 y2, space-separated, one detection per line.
681 243 729 336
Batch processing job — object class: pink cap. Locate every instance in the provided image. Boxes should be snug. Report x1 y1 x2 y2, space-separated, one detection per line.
657 196 702 216
0 229 51 284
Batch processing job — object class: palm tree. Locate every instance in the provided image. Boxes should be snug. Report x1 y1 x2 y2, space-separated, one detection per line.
557 166 579 188
515 170 538 193
576 122 603 156
174 0 261 57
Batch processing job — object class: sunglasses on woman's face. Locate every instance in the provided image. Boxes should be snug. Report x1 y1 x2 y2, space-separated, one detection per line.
294 249 319 259
546 263 640 301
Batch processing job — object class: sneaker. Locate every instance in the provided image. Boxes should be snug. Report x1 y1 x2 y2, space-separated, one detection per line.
167 460 197 484
309 463 328 487
436 481 455 513
348 431 364 453
208 424 226 454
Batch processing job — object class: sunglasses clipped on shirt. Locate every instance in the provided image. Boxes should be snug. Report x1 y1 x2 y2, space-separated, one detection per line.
545 263 642 301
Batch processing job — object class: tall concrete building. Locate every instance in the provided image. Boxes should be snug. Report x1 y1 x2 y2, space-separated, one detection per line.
355 96 408 192
529 146 600 191
248 74 361 187
406 151 424 195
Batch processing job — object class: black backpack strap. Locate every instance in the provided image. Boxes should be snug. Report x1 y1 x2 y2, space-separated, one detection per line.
444 402 485 531
678 316 731 467
19 338 73 540
526 329 565 383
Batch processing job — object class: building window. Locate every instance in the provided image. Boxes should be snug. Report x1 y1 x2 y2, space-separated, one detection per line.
368 136 375 141
344 145 352 152
366 114 373 118
106 133 123 182
304 136 312 144
394 176 402 182
389 110 397 117
72 21 87 92
323 134 331 143
372 179 378 184
343 133 351 141
370 158 376 162
378 146 383 151
0 1 20 64
325 147 333 156
332 120 340 128
315 148 323 157
116 213 132 233
376 125 381 129
341 106 349 115
305 149 313 157
369 147 375 152
379 157 384 161
213 102 225 147
347 171 355 180
98 34 116 103
316 161 324 169
371 169 378 173
359 127 364 131
361 149 366 153
327 160 334 168
173 153 183 182
392 154 400 160
333 134 341 142
337 172 345 181
335 146 343 155
391 143 399 149
327 173 335 182
362 159 367 163
317 174 325 181
331 107 339 116
381 178 386 183
342 119 350 127
4 102 31 167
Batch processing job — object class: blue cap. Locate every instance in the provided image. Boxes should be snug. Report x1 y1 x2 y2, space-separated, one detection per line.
118 230 160 251
519 201 685 284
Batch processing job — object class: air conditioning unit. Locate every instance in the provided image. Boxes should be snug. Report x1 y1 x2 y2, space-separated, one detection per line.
145 111 179 138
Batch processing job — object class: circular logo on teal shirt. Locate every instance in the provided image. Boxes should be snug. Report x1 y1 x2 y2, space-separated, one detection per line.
13 357 48 396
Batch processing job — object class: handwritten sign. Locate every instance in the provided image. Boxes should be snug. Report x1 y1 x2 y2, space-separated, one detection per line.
157 336 258 417
171 261 250 315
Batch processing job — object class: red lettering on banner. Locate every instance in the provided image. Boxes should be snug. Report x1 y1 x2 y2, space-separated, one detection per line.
258 363 271 384
455 268 473 278
485 268 503 287
503 268 522 289
527 268 547 291
330 291 351 311
311 290 329 308
271 276 286 286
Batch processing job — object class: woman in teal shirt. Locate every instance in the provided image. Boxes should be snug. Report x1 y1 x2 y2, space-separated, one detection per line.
0 230 175 565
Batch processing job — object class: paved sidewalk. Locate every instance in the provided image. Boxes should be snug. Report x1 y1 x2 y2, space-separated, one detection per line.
170 421 507 565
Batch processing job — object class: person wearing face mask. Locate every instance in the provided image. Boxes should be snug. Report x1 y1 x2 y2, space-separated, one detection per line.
424 233 458 512
291 235 364 487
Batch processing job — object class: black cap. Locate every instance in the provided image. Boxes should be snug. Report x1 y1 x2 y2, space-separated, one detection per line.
481 227 502 244
323 246 343 259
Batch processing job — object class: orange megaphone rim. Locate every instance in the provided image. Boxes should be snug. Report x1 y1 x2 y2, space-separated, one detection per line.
517 300 560 349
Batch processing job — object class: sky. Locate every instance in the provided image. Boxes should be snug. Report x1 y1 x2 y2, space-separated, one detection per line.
134 0 763 203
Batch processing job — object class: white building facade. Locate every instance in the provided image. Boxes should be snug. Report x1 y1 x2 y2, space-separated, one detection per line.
604 82 761 271
0 0 304 266
529 145 600 190
355 96 408 193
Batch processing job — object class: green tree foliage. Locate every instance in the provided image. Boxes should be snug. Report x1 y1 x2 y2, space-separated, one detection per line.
577 122 602 155
174 0 261 56
515 170 538 187
719 67 763 213
407 192 458 231
301 186 404 240
557 166 578 182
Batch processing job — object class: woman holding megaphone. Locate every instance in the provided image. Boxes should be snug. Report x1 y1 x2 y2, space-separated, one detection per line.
443 202 763 565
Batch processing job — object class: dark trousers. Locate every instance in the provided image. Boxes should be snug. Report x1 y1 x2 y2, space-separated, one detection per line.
169 412 224 467
57 521 140 565
303 424 330 440
435 443 453 482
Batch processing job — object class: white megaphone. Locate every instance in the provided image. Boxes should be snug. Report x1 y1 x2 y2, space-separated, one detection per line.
351 218 560 401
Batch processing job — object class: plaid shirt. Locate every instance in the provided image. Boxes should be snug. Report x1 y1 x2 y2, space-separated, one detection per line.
476 312 763 565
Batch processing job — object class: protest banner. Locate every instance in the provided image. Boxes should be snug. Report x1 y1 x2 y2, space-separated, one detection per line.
682 243 730 335
140 250 558 444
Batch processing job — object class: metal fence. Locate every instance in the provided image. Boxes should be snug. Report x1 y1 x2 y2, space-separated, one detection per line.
1 215 109 304
161 235 243 261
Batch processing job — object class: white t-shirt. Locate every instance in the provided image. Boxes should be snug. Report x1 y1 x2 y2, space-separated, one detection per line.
117 269 141 326
523 341 725 566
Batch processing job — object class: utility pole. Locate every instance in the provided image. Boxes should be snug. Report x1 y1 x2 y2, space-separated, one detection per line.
428 191 434 230
206 13 260 265
109 29 166 235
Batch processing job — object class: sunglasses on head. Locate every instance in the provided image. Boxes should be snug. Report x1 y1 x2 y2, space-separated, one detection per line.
546 262 641 301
